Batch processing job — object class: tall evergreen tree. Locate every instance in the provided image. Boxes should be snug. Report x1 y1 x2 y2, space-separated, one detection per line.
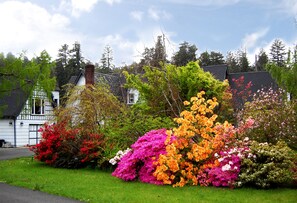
226 51 240 73
237 49 249 72
151 35 167 68
55 42 84 92
270 39 286 67
97 45 114 74
199 51 211 66
172 41 197 66
199 51 225 66
255 49 268 71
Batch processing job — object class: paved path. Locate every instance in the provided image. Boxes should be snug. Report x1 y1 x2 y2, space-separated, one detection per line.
0 147 34 160
0 147 83 203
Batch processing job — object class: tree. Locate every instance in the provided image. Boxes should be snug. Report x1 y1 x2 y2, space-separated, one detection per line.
123 61 231 119
237 49 250 72
172 41 197 66
55 42 85 98
199 51 211 66
255 49 268 71
152 35 167 68
209 51 225 65
199 51 225 66
97 45 114 74
270 39 286 67
226 51 240 73
0 51 56 115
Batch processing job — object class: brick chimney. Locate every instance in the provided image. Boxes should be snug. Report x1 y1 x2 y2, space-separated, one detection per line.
85 64 95 85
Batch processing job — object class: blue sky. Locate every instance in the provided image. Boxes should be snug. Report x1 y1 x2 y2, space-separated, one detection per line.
0 0 296 66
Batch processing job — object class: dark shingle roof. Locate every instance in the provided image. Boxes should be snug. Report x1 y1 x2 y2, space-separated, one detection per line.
94 72 126 102
202 64 228 81
0 88 30 119
227 71 278 108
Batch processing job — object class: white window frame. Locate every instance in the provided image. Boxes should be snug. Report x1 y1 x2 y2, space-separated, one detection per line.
31 98 45 115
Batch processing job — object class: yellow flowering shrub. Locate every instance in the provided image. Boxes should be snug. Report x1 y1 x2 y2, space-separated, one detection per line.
153 91 235 187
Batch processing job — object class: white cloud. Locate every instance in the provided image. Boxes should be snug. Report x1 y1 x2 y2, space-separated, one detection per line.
130 10 144 21
161 0 240 7
279 0 297 16
83 28 178 66
148 6 171 21
242 28 269 50
59 0 121 17
0 1 79 59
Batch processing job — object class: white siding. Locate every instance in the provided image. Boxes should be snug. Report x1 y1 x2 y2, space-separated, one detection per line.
127 88 139 105
0 119 15 145
0 87 57 147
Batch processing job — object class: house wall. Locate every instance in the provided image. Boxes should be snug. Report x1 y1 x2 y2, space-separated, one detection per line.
0 119 15 145
0 88 56 147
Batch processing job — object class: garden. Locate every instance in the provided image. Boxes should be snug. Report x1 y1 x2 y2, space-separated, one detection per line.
1 62 296 202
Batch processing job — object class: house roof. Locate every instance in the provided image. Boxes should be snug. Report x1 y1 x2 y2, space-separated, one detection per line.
0 88 31 119
228 71 278 93
227 71 278 108
94 72 126 102
202 64 228 81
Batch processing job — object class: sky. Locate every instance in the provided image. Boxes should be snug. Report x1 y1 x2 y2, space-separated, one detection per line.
0 0 296 66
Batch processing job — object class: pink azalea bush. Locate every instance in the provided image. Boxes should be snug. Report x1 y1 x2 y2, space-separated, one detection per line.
112 129 175 184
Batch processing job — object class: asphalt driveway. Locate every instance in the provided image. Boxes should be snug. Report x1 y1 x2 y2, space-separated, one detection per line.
0 147 83 203
0 147 34 160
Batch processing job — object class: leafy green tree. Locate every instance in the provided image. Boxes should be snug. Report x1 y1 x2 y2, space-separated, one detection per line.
199 51 211 66
172 41 197 66
123 61 231 119
270 39 286 67
0 51 56 115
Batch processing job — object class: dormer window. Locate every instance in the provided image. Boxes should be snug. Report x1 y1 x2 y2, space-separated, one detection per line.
32 98 45 115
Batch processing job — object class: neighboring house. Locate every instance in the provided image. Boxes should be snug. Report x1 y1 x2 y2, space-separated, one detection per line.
201 64 278 108
0 85 59 147
72 64 139 105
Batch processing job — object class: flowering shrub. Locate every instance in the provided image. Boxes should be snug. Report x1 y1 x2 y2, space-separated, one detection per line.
237 88 297 149
153 91 237 187
30 122 105 168
238 141 296 188
112 129 174 184
207 146 249 187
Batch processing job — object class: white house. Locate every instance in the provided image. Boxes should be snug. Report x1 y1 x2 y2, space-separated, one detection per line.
0 85 59 147
72 64 139 105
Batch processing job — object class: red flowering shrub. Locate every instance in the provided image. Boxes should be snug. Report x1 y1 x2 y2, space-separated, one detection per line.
30 122 105 168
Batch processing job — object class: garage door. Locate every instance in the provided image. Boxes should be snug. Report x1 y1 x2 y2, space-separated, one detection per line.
28 124 42 145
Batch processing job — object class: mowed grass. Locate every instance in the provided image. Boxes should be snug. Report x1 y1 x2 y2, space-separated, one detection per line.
0 157 296 203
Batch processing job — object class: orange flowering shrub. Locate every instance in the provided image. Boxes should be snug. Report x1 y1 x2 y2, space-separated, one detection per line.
153 91 236 187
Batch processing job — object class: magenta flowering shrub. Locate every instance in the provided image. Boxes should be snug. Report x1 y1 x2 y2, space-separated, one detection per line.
112 129 174 184
207 147 249 187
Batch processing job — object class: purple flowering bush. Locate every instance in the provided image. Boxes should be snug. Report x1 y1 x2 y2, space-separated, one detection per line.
112 129 174 184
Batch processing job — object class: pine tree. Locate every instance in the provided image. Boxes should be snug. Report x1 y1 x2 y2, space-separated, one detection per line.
255 49 268 71
270 39 286 67
172 41 197 66
98 45 114 74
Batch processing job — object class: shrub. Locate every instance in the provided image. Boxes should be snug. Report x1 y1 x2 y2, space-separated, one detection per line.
237 88 297 149
238 141 296 188
30 122 105 169
112 129 174 184
153 91 237 187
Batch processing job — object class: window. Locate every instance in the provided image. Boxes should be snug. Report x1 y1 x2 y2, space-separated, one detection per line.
32 98 45 115
128 93 135 104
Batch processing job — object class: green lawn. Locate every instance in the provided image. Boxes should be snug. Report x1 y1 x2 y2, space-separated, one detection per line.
0 157 296 203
